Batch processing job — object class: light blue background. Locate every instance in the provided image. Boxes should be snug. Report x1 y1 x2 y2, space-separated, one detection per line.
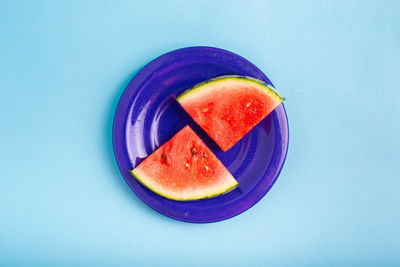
1 0 399 265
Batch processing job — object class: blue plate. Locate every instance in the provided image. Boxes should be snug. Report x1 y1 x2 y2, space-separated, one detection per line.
113 46 289 223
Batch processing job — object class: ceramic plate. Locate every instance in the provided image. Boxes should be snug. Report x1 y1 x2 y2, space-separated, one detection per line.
113 47 288 223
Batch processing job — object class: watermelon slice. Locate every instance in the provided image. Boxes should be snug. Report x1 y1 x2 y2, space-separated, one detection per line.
177 75 285 152
130 126 238 201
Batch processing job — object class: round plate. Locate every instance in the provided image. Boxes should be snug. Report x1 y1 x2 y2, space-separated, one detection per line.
113 47 289 223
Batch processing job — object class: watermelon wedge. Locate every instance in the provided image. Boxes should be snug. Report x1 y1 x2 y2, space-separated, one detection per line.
130 126 238 201
177 75 285 152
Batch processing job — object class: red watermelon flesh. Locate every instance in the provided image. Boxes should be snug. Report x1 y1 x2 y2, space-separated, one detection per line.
177 75 284 152
130 126 238 201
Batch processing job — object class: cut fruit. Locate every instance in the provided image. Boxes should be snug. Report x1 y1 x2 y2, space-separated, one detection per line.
130 125 238 201
177 75 285 151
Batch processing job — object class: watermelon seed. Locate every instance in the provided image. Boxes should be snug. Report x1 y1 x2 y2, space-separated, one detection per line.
161 153 169 165
251 107 258 113
203 152 208 159
191 146 197 155
202 108 208 112
246 102 251 107
185 163 190 168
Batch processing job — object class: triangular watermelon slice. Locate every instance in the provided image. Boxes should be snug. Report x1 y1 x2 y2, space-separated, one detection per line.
177 75 285 152
130 126 238 201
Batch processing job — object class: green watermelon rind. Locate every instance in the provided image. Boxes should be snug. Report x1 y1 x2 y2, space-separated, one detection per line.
129 169 238 201
177 75 285 103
